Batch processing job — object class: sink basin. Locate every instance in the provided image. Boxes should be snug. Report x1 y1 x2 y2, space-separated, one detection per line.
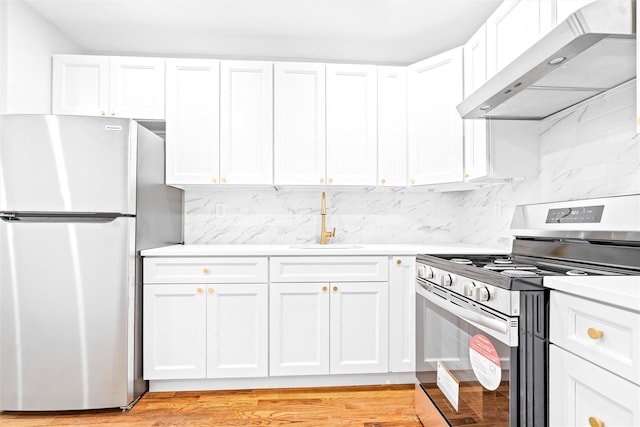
290 244 363 249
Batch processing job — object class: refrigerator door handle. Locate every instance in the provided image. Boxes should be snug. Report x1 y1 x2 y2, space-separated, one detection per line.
0 213 128 223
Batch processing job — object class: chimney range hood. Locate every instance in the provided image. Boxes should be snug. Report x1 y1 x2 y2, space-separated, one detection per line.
457 0 636 120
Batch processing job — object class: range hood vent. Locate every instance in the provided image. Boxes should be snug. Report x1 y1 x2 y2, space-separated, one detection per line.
457 0 636 120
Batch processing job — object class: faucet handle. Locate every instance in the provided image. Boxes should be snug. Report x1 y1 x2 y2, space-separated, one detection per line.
332 227 336 237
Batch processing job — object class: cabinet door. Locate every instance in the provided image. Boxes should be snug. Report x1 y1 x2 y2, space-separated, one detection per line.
377 66 407 187
165 59 220 185
109 56 165 119
220 61 273 185
206 284 268 378
52 55 109 116
330 282 389 374
486 0 541 78
389 257 415 373
274 62 326 186
270 283 330 376
549 345 640 426
143 284 206 379
326 64 377 186
408 47 463 185
463 24 489 181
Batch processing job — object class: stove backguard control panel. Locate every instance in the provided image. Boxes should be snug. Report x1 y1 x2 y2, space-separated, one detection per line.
545 205 604 224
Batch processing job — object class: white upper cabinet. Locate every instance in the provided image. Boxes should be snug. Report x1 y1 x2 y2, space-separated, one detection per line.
109 56 165 119
52 55 109 116
326 64 377 186
52 54 165 119
274 63 326 186
165 58 220 185
377 67 407 187
486 0 542 78
407 47 464 186
220 61 273 185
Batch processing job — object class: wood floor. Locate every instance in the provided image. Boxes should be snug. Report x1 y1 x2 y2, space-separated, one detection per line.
0 384 421 426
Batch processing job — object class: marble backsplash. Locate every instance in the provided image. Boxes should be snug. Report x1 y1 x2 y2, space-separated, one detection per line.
183 80 639 249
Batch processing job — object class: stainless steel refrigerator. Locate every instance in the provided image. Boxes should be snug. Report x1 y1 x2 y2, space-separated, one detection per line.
0 114 183 411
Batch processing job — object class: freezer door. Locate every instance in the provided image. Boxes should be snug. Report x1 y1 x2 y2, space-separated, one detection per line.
0 216 137 410
0 115 136 214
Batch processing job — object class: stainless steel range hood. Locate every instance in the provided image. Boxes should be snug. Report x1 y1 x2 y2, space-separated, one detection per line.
457 0 635 120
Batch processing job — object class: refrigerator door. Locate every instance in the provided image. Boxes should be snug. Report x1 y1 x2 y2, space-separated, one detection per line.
0 115 136 214
0 215 137 410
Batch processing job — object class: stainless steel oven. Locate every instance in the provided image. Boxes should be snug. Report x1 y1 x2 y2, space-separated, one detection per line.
415 194 640 426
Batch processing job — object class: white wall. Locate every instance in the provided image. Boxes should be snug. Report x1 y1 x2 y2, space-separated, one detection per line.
3 0 82 114
183 80 638 248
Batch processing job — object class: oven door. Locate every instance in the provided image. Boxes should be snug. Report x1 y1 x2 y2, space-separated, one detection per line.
416 278 518 426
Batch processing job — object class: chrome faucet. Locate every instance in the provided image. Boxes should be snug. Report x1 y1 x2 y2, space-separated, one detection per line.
320 192 335 244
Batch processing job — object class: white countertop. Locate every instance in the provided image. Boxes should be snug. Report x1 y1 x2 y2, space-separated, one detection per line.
545 276 640 312
141 243 507 257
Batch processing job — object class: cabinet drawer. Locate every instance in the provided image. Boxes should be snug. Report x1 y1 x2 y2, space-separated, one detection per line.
144 257 268 284
270 256 388 283
549 345 640 426
550 291 640 385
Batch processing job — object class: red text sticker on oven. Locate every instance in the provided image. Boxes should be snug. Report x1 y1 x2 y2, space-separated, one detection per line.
469 334 501 391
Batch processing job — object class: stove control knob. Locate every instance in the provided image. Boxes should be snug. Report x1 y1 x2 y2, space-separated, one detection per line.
441 274 453 287
474 286 491 302
463 281 476 296
417 265 434 279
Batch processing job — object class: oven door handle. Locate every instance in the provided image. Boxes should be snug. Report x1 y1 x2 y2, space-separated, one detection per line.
417 284 508 334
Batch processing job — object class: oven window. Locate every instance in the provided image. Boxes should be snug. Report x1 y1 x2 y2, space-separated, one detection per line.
417 293 513 426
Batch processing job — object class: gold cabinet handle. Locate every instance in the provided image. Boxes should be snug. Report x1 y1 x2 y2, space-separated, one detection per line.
587 328 604 340
208 288 214 294
203 268 209 274
381 178 386 185
221 177 227 183
396 259 402 265
588 417 605 427
464 173 470 178
322 286 328 292
328 178 333 184
100 110 106 116
197 287 203 293
110 111 115 116
320 178 324 184
409 178 415 184
211 177 217 183
333 286 338 292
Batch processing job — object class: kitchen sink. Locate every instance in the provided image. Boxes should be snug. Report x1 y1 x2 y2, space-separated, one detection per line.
290 244 363 249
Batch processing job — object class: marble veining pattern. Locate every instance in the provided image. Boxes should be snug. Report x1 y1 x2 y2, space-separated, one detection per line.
184 81 639 250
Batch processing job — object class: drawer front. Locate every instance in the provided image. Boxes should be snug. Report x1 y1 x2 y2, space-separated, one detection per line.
144 257 268 284
549 345 640 427
270 256 388 283
550 291 640 385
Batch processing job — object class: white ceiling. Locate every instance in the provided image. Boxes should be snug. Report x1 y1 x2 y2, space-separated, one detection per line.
24 0 501 65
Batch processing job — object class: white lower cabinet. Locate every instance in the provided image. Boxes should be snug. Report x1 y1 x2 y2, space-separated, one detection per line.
388 256 415 372
549 344 640 426
270 281 388 376
143 284 207 379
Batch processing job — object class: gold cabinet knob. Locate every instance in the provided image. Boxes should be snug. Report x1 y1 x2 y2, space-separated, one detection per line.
208 288 214 294
333 286 338 292
110 111 115 116
322 286 328 292
396 259 402 265
197 287 203 293
203 268 209 274
588 417 605 427
100 110 106 116
410 178 415 184
464 173 470 178
381 178 386 185
221 177 227 183
587 328 604 340
211 177 217 183
320 178 324 184
328 178 333 184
